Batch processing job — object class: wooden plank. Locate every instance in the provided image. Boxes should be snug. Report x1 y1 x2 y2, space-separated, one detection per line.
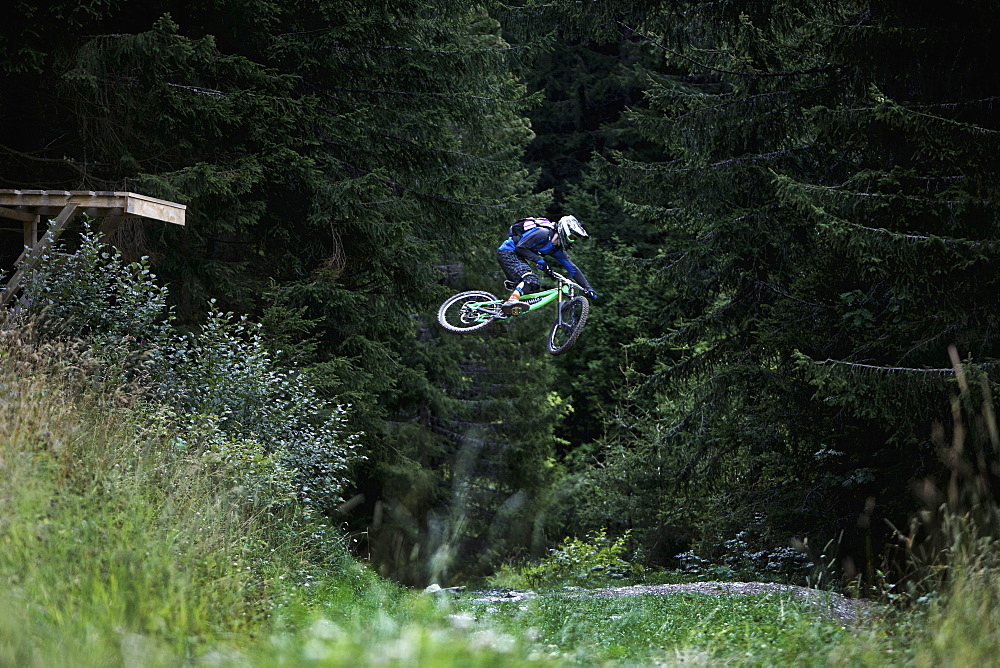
0 189 185 226
125 192 186 226
24 217 38 249
0 205 40 223
1 203 79 307
0 191 123 215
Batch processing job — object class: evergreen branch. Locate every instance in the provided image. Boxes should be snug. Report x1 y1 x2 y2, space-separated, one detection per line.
332 132 507 167
821 213 999 247
623 22 841 78
708 147 810 169
813 358 983 374
329 156 511 209
757 280 830 310
0 142 92 166
844 100 1000 136
794 182 985 206
901 323 963 363
322 130 506 173
620 146 810 174
672 88 822 123
166 83 226 97
916 96 1000 112
898 105 1000 136
323 85 509 103
0 142 99 180
855 226 943 243
323 42 516 56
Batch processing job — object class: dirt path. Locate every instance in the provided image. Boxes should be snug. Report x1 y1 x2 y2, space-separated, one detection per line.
465 582 869 625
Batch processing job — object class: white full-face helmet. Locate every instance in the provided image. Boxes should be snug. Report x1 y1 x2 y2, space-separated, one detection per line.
557 215 588 247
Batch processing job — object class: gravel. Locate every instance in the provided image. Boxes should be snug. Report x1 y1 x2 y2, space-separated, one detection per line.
468 582 869 625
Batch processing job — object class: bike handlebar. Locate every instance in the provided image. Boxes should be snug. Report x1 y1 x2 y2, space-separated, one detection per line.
547 270 586 292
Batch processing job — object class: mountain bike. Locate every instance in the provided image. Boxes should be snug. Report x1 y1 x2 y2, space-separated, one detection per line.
437 270 590 355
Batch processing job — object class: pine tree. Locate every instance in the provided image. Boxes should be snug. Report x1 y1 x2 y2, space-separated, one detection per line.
564 0 1000 569
1 0 551 581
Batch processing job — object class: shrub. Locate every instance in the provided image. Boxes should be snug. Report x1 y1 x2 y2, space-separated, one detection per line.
675 523 814 583
135 404 298 510
148 306 362 513
17 219 170 340
522 529 637 587
12 223 362 516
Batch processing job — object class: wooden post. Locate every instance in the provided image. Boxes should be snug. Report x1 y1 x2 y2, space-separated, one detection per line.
1 202 79 306
24 217 38 249
99 214 126 239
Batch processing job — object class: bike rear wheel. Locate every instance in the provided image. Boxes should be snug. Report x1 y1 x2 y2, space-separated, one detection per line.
438 290 502 333
547 296 589 355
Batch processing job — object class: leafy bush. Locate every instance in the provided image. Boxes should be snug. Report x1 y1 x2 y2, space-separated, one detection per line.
13 224 362 515
522 529 637 587
17 219 170 340
675 524 814 583
149 306 362 513
136 404 298 510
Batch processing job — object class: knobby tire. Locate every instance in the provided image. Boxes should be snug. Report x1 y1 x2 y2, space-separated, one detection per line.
547 296 588 355
437 290 501 333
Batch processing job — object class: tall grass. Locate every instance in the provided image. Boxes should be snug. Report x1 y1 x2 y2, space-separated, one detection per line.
6 315 1000 666
0 326 524 666
827 350 1000 665
0 327 336 664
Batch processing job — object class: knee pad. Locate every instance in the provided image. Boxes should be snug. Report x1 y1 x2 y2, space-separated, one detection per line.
522 273 540 294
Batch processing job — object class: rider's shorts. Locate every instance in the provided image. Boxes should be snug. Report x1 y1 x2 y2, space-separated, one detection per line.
496 249 540 292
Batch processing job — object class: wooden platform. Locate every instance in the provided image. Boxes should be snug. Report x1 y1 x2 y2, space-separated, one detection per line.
0 189 186 306
0 189 185 226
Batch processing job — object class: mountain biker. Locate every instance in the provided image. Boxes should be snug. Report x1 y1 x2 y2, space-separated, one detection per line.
497 215 597 315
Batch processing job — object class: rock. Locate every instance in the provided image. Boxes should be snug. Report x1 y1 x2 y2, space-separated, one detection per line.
422 583 467 597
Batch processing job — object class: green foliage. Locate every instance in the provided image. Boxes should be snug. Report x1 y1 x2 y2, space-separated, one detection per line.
19 220 169 340
7 309 1000 668
18 226 362 516
364 255 570 585
149 305 362 513
2 1 546 582
519 529 637 587
0 329 291 660
470 591 864 665
675 527 814 585
141 405 297 510
551 0 1000 576
11 0 1000 599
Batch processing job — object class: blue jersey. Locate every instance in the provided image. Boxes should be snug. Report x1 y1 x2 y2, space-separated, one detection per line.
499 226 583 280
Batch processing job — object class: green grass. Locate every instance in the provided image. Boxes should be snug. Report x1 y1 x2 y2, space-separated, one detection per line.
464 592 881 665
0 338 269 663
4 330 1000 666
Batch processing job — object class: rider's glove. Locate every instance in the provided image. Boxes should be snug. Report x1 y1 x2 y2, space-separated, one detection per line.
585 290 598 300
536 259 548 272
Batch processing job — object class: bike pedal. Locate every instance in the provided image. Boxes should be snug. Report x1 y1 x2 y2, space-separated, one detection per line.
502 301 528 315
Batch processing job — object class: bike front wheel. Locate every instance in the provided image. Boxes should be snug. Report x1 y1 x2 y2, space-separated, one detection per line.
547 296 589 355
438 290 502 333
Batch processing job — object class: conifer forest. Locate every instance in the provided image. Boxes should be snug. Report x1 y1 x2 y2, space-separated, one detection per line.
3 0 999 593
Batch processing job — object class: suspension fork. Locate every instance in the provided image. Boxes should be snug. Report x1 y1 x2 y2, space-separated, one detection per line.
555 283 568 327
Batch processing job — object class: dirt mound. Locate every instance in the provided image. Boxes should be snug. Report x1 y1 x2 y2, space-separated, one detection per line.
469 582 869 625
571 581 868 625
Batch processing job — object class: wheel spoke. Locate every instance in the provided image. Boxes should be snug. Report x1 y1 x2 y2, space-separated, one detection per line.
438 291 501 333
547 296 589 355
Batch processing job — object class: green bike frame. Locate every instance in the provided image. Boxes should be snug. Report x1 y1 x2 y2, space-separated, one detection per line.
506 283 573 316
465 277 577 326
438 270 590 354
